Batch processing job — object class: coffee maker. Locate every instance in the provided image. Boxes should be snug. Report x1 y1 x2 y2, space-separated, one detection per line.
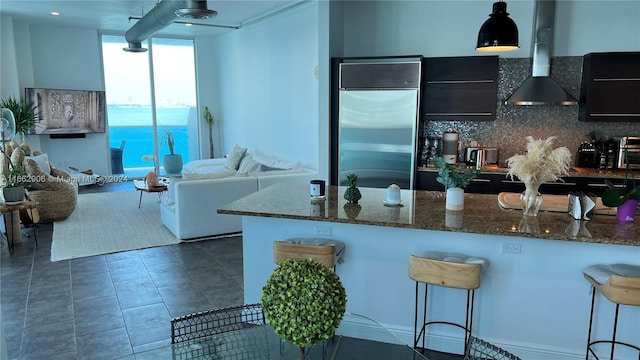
577 142 598 168
442 132 459 164
420 136 440 167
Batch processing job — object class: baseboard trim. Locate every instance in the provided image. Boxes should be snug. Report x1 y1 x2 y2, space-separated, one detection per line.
337 315 586 360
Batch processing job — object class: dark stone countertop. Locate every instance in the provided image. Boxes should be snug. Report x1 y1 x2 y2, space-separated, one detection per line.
218 183 640 247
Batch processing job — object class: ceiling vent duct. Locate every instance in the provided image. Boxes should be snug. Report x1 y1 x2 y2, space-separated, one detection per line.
124 0 216 52
505 0 577 106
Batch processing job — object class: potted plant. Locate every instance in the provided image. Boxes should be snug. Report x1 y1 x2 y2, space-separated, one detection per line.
162 130 183 174
261 258 347 360
1 96 38 142
601 156 640 222
1 158 28 203
433 157 481 210
203 106 214 159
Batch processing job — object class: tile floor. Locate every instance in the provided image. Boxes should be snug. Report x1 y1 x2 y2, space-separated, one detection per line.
0 182 461 360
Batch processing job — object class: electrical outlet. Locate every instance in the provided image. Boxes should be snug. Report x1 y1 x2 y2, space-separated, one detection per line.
502 242 521 254
315 225 331 236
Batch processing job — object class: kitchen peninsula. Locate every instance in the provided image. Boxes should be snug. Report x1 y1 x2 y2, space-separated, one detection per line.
218 184 640 359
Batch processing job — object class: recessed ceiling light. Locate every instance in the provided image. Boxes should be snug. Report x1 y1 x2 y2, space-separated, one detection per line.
50 11 60 16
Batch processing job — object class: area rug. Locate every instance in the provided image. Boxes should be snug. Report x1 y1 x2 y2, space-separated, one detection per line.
51 190 180 261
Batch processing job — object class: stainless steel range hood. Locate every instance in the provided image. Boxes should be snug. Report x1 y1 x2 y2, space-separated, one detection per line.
505 0 577 106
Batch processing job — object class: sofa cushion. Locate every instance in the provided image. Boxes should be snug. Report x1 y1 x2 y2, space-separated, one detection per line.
253 152 300 170
250 167 306 177
26 153 51 175
259 164 288 172
238 154 261 174
183 158 226 173
164 177 184 205
225 145 247 170
183 170 236 180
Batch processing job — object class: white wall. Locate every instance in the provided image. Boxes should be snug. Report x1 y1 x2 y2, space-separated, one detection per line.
208 2 319 169
341 0 640 58
194 36 222 160
9 24 110 174
0 15 20 99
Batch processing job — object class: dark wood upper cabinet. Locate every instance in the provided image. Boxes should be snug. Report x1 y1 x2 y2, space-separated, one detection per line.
421 56 499 122
579 52 640 122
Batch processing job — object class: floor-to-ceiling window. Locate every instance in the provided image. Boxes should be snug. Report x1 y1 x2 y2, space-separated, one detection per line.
101 35 197 177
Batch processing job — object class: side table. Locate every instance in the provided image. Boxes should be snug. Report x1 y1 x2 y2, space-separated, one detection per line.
1 200 38 255
133 180 168 208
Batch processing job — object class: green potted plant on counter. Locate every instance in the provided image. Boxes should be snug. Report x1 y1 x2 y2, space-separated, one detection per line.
433 157 481 211
601 163 640 223
162 130 183 174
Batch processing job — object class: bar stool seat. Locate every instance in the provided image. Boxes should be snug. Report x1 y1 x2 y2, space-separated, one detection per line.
409 251 489 355
583 263 640 360
273 238 345 269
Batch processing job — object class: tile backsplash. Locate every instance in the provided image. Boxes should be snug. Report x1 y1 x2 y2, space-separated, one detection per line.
422 57 639 167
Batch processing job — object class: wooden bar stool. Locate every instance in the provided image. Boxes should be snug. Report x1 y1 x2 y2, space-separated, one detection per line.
583 263 640 360
409 251 488 355
273 238 345 270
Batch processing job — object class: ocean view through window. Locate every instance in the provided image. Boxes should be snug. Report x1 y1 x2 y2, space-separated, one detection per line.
102 35 197 176
107 105 191 168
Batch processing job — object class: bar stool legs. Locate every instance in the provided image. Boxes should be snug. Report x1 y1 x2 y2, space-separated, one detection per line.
585 287 640 360
409 252 487 355
583 264 640 360
413 281 476 354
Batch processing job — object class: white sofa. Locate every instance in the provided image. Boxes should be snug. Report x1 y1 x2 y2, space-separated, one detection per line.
160 151 317 240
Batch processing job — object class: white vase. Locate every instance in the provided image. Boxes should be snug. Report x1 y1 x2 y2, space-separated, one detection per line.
446 187 464 211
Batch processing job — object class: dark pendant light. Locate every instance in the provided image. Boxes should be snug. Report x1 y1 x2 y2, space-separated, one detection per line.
476 1 519 52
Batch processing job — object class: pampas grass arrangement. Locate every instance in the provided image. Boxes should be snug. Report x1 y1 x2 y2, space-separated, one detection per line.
507 136 572 215
506 136 572 185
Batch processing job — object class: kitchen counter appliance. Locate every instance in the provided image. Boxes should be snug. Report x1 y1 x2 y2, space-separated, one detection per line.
598 139 619 170
577 142 598 168
335 59 421 189
618 136 640 170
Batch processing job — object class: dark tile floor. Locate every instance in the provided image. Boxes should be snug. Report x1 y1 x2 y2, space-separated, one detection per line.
0 182 461 360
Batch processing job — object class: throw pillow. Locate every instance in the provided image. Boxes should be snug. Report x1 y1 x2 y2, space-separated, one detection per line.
11 148 26 170
225 145 247 170
20 143 31 156
238 154 261 174
26 153 51 174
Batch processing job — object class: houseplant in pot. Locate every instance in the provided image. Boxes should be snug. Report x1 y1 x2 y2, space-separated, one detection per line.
0 107 28 202
203 106 214 159
433 157 481 210
2 164 28 203
0 96 38 142
601 161 640 223
162 130 183 174
601 181 639 223
261 258 347 360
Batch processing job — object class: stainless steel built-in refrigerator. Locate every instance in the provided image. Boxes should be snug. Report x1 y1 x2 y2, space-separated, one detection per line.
336 60 421 189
